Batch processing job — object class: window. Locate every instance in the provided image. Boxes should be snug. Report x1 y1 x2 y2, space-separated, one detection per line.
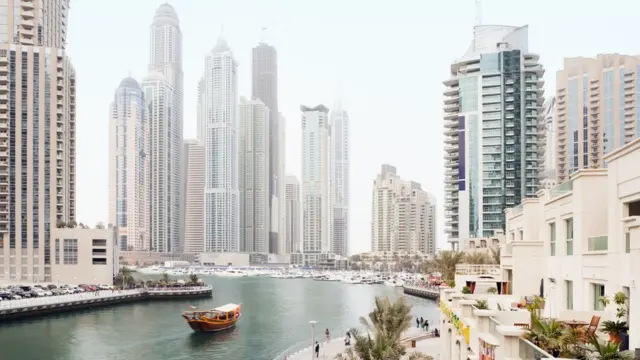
54 238 60 265
92 239 107 247
565 280 574 310
519 230 524 241
594 283 606 311
565 218 573 255
549 223 556 256
63 239 78 265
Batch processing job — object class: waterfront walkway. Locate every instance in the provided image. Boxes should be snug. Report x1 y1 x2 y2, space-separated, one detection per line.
284 327 440 360
0 289 144 310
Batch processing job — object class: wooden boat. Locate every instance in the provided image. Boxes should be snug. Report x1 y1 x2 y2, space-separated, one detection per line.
182 303 242 332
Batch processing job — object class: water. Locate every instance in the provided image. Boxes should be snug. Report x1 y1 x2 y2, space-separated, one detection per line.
0 277 439 360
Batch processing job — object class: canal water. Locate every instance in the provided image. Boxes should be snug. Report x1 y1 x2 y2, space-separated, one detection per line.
0 277 439 360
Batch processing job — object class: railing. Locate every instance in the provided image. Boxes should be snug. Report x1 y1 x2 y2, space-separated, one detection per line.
550 180 573 198
271 327 352 360
518 338 555 360
146 286 212 293
0 289 144 310
455 264 500 275
587 236 608 252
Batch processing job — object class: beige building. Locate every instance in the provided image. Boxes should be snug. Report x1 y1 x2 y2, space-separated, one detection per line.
50 226 120 286
182 140 204 254
285 175 301 253
0 0 76 283
370 165 436 255
556 54 640 183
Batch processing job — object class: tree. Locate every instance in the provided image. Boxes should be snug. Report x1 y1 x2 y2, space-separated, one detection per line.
114 267 135 289
188 273 199 285
67 220 77 228
95 222 106 229
464 252 490 265
161 272 170 284
490 247 501 264
434 251 465 281
56 220 66 229
335 296 433 360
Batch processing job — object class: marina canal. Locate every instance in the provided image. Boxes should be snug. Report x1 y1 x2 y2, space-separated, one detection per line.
0 277 439 360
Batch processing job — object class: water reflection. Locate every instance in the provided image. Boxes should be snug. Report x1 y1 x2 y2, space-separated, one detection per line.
188 327 240 349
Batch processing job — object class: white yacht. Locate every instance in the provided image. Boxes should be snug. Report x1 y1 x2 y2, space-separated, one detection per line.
217 269 248 277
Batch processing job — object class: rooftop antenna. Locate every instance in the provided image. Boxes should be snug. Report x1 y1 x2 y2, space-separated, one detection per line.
475 0 482 25
260 26 267 43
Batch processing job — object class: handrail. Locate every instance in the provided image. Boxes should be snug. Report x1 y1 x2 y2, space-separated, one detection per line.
271 326 353 360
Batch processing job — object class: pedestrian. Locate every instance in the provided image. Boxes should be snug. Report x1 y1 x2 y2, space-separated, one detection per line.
315 341 320 358
325 328 330 343
425 320 430 332
419 317 424 329
344 331 351 346
416 317 420 328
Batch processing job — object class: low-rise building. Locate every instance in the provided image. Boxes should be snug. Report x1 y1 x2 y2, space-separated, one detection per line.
50 226 120 285
460 230 504 256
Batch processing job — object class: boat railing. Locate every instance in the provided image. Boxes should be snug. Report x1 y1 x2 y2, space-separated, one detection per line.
271 327 353 360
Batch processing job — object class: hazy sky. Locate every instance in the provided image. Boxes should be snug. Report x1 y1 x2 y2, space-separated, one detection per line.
69 0 639 255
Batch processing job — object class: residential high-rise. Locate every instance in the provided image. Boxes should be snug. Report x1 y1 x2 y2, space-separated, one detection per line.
330 101 350 257
555 55 640 183
182 140 205 254
301 105 331 253
0 0 76 283
443 25 545 250
371 165 436 254
276 112 287 253
142 71 177 253
148 4 182 253
204 38 239 253
108 77 149 251
285 175 301 253
238 97 270 253
252 42 282 253
541 96 557 188
196 76 206 143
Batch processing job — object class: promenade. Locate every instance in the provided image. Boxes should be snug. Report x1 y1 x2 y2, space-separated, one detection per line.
0 289 143 310
284 327 440 360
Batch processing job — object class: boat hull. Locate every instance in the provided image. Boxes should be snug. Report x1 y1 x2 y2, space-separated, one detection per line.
183 314 241 333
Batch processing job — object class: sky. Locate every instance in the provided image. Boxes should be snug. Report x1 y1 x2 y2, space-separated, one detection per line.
68 0 640 255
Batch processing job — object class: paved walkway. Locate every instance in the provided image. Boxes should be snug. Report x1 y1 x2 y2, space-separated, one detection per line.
0 290 143 310
285 327 440 360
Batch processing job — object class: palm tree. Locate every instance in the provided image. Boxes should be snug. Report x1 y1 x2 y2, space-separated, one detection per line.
161 272 170 284
434 251 465 281
188 273 199 285
335 297 433 360
115 267 135 289
490 247 501 264
464 252 490 265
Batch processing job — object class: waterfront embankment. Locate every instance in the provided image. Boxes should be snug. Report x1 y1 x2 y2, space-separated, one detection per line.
403 284 440 300
0 286 212 321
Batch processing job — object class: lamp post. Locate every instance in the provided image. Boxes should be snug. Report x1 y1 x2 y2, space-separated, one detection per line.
309 320 317 360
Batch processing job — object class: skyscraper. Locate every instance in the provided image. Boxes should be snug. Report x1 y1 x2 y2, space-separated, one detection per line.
148 4 183 253
370 165 436 254
196 76 206 143
301 105 331 253
238 97 270 253
0 0 76 282
142 71 176 253
182 140 205 254
285 175 301 254
443 25 545 250
330 101 350 257
555 55 640 183
108 77 149 251
252 42 282 253
204 38 239 253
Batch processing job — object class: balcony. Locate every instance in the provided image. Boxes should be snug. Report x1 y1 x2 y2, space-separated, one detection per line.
455 264 500 275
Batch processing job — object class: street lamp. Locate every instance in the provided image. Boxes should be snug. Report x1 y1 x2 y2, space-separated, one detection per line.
309 320 317 360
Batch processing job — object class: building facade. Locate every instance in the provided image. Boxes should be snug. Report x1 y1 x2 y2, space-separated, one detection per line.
443 25 545 250
108 77 148 251
252 42 282 254
141 72 176 253
555 54 640 183
285 175 301 254
50 226 120 285
182 140 204 254
0 0 76 283
541 96 557 188
238 97 270 253
196 75 206 143
204 38 238 253
148 3 183 254
370 165 436 254
301 105 331 253
330 101 349 257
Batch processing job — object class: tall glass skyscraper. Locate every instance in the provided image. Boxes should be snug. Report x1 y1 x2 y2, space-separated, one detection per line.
443 25 545 250
108 77 148 251
330 101 349 257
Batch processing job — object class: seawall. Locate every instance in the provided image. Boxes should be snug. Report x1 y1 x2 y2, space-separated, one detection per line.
0 286 213 322
403 285 439 300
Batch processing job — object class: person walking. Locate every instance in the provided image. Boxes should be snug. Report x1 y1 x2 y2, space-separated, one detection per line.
416 317 420 328
315 341 320 358
325 328 330 343
425 319 430 332
419 317 424 330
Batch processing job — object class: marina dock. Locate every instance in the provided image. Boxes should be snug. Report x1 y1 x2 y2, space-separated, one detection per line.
403 284 440 300
0 286 213 321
